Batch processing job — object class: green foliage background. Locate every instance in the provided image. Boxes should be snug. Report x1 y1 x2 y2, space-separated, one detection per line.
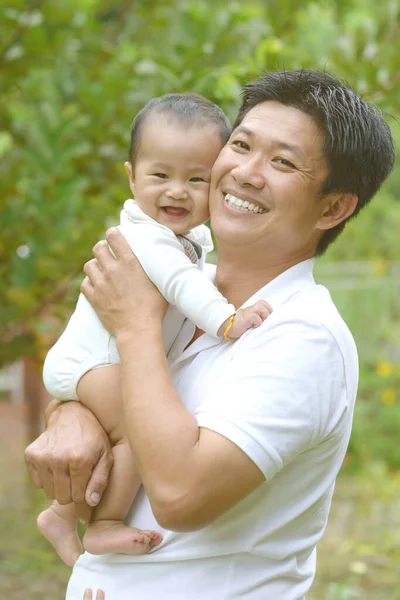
0 3 400 597
1 1 399 468
1 0 399 361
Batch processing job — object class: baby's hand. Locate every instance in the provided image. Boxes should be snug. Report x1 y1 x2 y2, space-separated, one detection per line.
225 300 272 341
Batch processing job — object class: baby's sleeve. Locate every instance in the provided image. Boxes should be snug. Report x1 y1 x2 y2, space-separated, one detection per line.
43 294 115 401
122 223 235 337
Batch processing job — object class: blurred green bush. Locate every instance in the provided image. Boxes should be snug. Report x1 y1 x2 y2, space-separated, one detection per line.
1 0 399 368
349 360 400 468
315 260 400 468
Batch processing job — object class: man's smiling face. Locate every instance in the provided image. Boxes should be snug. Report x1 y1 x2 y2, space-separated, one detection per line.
209 101 332 260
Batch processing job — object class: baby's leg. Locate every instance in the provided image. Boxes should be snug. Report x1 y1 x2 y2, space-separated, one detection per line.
37 500 82 566
83 437 162 555
78 366 162 555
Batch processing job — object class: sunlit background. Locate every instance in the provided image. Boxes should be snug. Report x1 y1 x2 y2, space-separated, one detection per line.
1 1 399 598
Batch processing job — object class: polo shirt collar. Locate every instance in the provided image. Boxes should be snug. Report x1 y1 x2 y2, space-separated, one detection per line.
172 258 316 363
240 257 316 310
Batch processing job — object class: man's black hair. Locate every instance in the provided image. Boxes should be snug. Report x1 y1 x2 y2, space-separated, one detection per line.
129 93 231 167
235 69 395 255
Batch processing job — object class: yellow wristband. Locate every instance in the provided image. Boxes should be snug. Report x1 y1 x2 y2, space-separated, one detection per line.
223 313 236 343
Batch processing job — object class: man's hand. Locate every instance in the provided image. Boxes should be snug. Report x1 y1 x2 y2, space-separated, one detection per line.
24 401 113 523
81 228 167 338
83 589 105 600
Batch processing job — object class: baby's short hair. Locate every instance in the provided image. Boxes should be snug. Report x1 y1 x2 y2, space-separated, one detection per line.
129 93 231 166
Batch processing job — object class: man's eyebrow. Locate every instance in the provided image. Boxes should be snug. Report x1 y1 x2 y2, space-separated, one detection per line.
232 125 254 137
274 141 308 160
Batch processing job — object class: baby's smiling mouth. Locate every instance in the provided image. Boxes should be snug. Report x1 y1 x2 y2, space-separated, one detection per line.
161 206 189 218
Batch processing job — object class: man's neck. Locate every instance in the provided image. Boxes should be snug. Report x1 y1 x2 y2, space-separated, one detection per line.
214 251 312 308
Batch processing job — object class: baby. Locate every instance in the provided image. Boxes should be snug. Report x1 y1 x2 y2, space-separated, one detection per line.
39 93 272 567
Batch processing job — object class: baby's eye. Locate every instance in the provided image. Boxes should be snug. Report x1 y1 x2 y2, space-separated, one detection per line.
190 177 207 183
153 173 168 179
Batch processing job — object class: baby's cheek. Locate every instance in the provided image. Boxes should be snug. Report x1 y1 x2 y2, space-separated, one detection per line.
202 190 212 210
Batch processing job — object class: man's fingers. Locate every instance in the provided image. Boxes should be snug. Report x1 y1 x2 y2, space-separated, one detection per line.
53 469 72 505
81 257 98 300
70 455 94 522
75 501 92 524
24 440 47 489
92 239 113 270
83 590 105 600
80 276 94 303
70 460 92 505
83 258 102 283
25 458 43 489
85 450 113 507
40 469 56 499
105 227 135 261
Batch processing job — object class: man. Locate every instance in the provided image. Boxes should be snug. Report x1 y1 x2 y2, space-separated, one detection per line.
25 70 395 599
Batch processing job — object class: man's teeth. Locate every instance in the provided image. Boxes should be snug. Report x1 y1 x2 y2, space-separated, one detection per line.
225 194 266 214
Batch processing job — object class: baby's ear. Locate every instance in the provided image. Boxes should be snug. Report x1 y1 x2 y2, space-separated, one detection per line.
124 161 135 196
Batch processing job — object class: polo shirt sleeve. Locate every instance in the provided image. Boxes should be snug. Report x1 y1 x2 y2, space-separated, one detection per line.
195 314 346 481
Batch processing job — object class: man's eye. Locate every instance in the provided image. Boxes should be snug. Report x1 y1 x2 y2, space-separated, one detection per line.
232 140 249 151
154 173 168 179
190 177 207 183
275 158 296 168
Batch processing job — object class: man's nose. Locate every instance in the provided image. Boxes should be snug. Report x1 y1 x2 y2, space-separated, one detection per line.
231 155 265 189
165 182 188 199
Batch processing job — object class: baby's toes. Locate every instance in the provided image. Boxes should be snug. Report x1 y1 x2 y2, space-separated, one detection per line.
134 532 150 544
146 530 163 545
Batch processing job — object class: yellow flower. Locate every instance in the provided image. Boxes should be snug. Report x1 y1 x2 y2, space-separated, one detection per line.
376 361 394 377
382 387 396 406
373 259 388 276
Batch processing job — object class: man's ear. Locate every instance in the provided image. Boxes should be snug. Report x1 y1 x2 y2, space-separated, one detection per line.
124 161 135 197
317 192 358 231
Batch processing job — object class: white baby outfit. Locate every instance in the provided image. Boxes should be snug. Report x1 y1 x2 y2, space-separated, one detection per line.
43 200 235 400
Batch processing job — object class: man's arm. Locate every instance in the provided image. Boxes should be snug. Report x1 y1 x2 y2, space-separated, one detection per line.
81 230 344 532
115 327 264 531
81 229 264 531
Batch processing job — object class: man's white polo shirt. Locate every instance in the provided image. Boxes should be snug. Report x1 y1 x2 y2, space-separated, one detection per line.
67 258 358 600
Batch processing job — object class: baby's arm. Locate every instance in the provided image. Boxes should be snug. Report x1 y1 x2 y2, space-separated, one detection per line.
123 223 272 339
122 224 235 337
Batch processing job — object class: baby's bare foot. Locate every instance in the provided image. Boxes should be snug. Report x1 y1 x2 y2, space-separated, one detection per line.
37 503 82 567
83 520 162 555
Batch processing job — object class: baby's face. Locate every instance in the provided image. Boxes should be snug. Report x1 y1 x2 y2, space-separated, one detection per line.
125 117 224 235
